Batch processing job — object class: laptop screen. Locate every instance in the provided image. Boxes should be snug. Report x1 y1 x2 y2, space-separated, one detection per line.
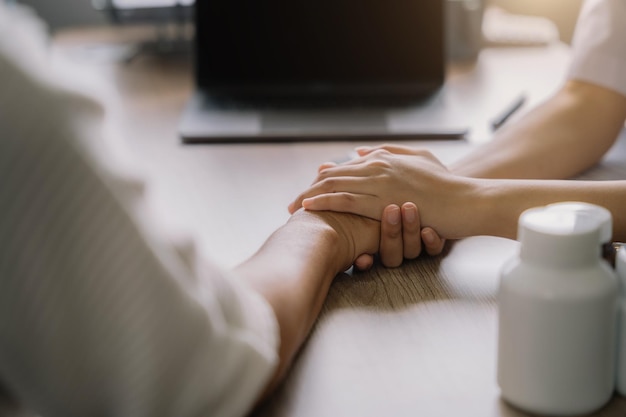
195 0 444 98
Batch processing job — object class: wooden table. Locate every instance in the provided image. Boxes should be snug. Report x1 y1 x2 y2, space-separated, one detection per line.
5 27 626 417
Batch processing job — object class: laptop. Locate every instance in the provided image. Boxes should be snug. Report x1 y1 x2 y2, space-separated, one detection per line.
179 0 466 143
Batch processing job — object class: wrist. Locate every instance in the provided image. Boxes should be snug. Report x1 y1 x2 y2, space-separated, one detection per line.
288 209 379 273
470 179 520 239
287 210 351 274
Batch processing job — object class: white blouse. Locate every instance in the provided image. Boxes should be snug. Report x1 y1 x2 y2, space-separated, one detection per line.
0 4 278 417
569 0 626 97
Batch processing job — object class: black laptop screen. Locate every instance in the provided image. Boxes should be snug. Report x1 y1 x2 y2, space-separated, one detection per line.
195 0 444 97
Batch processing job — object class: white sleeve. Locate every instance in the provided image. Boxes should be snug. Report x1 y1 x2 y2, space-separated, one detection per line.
0 5 278 417
568 0 626 98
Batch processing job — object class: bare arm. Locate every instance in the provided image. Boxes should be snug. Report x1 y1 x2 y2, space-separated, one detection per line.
473 178 626 241
347 80 626 260
235 210 379 398
451 80 626 179
288 81 626 269
287 150 626 242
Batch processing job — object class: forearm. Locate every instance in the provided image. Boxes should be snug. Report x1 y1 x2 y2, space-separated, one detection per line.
471 179 626 241
234 210 378 397
451 80 626 179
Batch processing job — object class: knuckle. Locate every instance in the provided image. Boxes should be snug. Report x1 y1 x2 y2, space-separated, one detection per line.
326 192 357 211
365 159 392 170
370 149 390 158
316 171 330 182
339 192 356 203
415 149 435 159
319 177 337 191
384 227 402 240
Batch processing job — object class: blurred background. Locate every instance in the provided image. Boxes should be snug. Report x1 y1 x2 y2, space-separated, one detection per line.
17 0 584 45
9 0 584 68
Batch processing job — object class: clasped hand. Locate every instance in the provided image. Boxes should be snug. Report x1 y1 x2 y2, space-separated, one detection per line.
288 145 472 268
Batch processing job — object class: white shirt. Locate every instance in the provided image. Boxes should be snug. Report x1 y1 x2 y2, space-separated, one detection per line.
569 0 626 97
0 4 278 417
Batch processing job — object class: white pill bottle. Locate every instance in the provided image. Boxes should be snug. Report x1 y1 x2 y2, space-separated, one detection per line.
546 202 614 266
498 205 618 415
615 247 626 396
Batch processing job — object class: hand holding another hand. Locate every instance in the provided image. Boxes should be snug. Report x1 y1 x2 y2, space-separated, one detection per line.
352 202 446 270
289 145 453 269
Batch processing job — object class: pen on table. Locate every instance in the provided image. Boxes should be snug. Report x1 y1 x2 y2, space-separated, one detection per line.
491 94 527 131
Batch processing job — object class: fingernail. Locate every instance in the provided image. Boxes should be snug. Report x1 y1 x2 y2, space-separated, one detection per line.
387 207 401 225
423 230 435 245
318 162 336 171
404 205 417 223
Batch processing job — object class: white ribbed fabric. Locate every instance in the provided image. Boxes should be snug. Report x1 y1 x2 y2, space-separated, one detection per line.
569 0 626 98
0 4 278 417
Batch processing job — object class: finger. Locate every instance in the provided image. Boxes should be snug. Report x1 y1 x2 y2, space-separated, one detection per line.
421 227 446 256
377 144 419 155
290 157 374 213
293 175 382 215
355 144 397 156
356 144 419 157
379 205 404 268
292 176 344 212
353 254 375 271
302 192 383 220
315 155 385 180
317 162 337 173
400 202 422 259
310 159 373 187
355 146 375 156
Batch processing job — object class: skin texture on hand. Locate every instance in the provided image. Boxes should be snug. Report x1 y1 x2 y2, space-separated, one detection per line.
353 202 446 270
300 157 447 269
288 147 480 239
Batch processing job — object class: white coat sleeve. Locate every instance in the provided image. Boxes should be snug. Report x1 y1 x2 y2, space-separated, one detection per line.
568 0 626 98
0 5 279 417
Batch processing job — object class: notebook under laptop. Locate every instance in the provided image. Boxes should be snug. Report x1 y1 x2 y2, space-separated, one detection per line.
179 0 465 143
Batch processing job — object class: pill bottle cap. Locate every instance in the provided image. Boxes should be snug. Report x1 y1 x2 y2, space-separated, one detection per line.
546 202 612 244
519 206 602 267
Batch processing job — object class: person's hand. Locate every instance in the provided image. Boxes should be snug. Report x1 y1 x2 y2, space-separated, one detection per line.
287 144 447 220
301 160 445 269
289 208 381 272
353 203 446 270
288 144 479 239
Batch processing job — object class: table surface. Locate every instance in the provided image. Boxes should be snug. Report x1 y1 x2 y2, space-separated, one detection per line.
5 26 626 417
